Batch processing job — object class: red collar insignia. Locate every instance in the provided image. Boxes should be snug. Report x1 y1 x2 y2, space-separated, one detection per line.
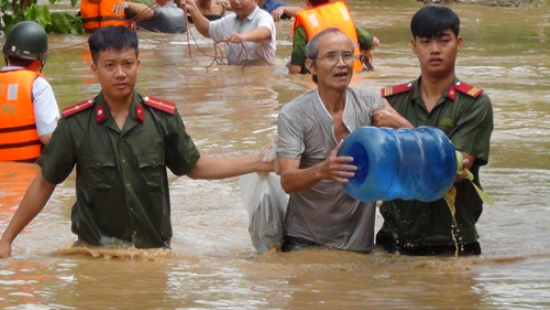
96 104 105 123
136 104 144 122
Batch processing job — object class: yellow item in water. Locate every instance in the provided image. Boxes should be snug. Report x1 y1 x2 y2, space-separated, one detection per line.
444 151 495 216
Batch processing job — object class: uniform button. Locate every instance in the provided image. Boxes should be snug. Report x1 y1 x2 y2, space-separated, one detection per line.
122 159 126 164
130 208 134 212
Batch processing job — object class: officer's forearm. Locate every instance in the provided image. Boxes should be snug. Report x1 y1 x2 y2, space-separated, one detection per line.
0 172 56 245
187 155 267 179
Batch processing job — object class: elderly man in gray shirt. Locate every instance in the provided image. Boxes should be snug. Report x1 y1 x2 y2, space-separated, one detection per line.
113 0 186 33
277 28 410 253
183 0 276 66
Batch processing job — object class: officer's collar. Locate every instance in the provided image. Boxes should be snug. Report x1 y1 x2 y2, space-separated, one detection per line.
94 92 144 123
412 76 461 102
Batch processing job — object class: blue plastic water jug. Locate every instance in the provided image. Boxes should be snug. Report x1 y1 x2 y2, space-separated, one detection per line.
338 126 457 202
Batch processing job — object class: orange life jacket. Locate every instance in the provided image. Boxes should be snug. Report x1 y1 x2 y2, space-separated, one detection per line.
80 0 130 32
0 69 42 163
293 1 363 72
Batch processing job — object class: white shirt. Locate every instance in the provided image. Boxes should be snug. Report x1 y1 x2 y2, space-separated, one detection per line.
1 66 59 137
208 6 276 66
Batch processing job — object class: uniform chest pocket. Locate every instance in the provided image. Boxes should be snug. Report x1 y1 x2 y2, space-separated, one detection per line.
83 154 117 189
137 151 165 190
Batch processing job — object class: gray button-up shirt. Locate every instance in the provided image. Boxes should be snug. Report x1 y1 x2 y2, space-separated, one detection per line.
277 87 384 252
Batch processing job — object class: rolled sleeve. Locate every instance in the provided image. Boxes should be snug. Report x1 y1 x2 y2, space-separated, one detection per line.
165 109 201 175
290 26 307 67
375 97 384 110
277 112 304 160
32 77 60 136
450 95 494 165
257 14 275 38
208 17 228 42
39 117 76 184
356 26 374 51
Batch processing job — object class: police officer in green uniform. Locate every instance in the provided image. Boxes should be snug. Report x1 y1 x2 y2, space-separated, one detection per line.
371 6 494 256
0 26 273 258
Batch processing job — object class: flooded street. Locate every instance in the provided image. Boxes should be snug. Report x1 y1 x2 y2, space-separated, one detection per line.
1 0 550 308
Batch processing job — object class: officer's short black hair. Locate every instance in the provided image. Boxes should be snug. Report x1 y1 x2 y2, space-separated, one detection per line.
88 26 139 64
410 6 460 39
309 0 330 6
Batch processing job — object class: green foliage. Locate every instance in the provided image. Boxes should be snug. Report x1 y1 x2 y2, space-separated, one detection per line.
1 14 15 33
529 0 548 7
0 0 85 34
0 0 11 12
50 12 85 34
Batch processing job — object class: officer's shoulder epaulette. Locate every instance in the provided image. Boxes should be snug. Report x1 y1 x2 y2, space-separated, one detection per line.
142 96 176 115
380 82 413 98
62 99 95 118
453 81 484 98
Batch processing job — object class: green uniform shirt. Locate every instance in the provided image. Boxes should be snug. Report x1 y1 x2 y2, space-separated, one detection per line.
290 26 374 74
379 77 494 247
39 92 200 249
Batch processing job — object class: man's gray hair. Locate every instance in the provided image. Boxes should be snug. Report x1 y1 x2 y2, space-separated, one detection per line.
305 27 347 60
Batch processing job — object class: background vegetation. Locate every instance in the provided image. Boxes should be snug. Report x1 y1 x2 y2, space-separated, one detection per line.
1 0 84 34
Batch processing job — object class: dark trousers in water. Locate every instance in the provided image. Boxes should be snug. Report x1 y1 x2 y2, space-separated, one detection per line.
281 235 320 252
375 230 481 256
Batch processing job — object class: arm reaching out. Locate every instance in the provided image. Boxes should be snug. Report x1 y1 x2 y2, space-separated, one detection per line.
187 143 274 180
278 140 357 193
112 1 156 19
372 99 414 129
183 0 211 37
271 6 300 22
361 36 380 68
226 26 271 43
0 172 56 258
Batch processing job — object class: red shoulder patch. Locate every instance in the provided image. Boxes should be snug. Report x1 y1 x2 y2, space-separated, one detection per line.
62 99 94 118
453 81 483 98
380 82 413 97
143 96 176 115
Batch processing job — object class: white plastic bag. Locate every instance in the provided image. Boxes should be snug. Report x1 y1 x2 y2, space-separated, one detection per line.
238 143 287 253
